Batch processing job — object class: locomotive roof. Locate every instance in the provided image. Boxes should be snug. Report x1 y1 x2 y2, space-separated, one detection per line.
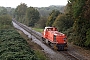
45 27 54 29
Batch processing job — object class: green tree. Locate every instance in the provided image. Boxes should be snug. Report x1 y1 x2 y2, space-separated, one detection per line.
25 7 40 27
67 0 86 46
0 7 7 15
85 29 90 47
68 0 90 47
46 10 60 26
82 0 90 47
15 3 27 23
53 14 73 32
0 15 12 29
35 17 47 28
6 7 15 17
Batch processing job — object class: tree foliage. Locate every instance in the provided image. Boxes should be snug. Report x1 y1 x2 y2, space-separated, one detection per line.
67 0 90 47
85 29 90 47
35 17 47 28
53 14 73 32
25 7 40 27
0 7 7 15
15 3 40 27
0 7 14 29
6 7 15 17
15 3 27 23
83 0 90 47
0 15 12 29
36 5 65 17
0 7 15 17
46 10 60 26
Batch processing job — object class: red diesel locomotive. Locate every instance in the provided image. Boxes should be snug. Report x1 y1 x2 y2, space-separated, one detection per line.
42 27 67 50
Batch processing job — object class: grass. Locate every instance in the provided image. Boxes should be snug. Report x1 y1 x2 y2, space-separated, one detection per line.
32 28 43 33
35 50 48 60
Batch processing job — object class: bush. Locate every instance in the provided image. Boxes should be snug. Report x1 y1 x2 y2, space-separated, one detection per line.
0 29 38 60
85 29 90 47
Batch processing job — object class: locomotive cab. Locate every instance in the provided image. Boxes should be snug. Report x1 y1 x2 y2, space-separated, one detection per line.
42 27 67 50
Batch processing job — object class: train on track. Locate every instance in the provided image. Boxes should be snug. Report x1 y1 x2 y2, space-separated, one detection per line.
12 19 67 50
42 27 67 50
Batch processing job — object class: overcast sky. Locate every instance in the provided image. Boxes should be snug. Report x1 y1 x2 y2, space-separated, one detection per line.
0 0 68 8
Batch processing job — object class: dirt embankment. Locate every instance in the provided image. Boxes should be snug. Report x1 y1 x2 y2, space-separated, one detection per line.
68 43 90 60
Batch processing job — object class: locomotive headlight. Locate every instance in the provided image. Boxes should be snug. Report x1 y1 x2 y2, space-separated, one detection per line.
64 42 66 43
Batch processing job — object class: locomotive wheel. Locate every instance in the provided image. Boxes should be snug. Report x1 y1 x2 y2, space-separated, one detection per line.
48 41 51 46
45 39 49 44
64 45 68 51
50 43 58 50
42 37 45 43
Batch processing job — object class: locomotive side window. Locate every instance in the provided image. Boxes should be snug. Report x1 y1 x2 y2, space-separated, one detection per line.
53 28 57 31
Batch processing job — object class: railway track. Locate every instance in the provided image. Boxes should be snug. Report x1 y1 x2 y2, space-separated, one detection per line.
12 19 83 60
12 19 42 40
59 51 78 60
